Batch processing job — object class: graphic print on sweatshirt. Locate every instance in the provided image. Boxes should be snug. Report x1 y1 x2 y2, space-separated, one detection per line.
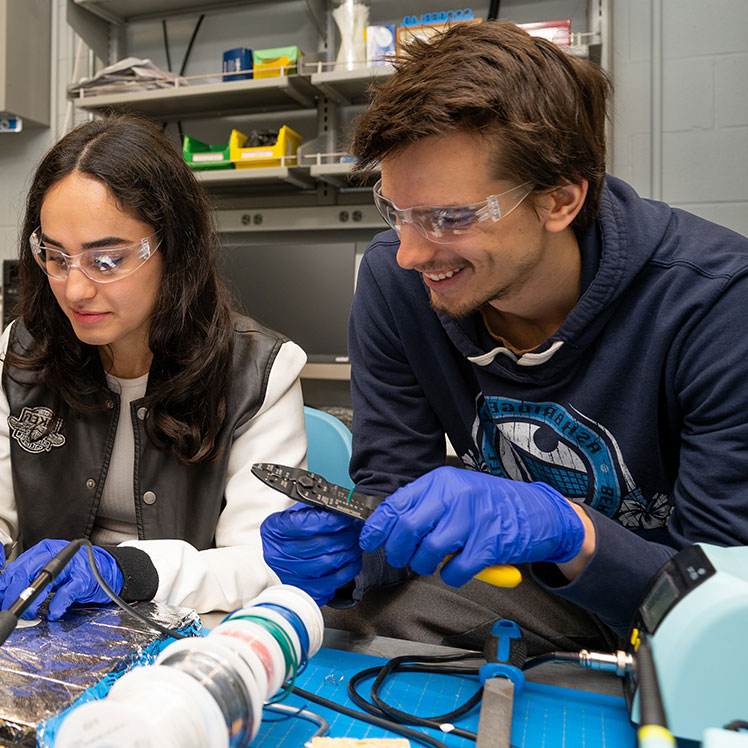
462 396 672 531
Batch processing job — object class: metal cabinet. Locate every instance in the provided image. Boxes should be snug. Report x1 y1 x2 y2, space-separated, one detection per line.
0 0 51 127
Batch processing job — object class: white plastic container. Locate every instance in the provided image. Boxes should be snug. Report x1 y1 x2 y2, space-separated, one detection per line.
55 665 229 748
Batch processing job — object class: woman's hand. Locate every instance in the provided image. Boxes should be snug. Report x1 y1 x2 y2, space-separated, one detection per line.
0 539 123 620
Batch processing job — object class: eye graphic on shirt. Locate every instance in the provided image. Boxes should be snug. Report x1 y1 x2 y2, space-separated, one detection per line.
475 397 627 517
466 395 673 530
494 421 590 499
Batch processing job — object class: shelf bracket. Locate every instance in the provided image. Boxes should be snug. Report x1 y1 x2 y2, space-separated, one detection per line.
304 0 327 45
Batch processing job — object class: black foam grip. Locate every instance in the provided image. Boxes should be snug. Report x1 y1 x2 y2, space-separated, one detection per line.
105 545 159 601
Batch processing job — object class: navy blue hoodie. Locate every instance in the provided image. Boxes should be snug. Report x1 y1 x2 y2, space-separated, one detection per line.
348 175 748 634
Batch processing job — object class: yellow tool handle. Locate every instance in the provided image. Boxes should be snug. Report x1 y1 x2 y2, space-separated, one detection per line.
474 564 522 587
443 554 523 587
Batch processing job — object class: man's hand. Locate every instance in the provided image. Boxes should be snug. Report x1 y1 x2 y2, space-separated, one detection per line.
261 504 363 605
0 539 123 620
359 466 586 587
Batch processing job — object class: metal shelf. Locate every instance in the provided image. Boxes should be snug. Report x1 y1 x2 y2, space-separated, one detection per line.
308 161 380 188
216 204 384 233
196 166 315 190
72 0 281 24
309 161 355 187
70 62 394 120
308 64 394 106
301 363 351 380
70 75 317 119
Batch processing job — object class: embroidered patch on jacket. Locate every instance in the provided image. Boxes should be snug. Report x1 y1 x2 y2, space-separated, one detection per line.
8 406 66 453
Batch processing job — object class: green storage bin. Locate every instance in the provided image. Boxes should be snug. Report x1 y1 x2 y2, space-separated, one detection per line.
182 135 234 171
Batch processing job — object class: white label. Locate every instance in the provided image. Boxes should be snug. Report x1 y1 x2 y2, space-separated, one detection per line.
192 153 225 162
241 149 274 159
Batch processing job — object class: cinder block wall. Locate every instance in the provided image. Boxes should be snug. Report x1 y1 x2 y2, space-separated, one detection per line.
612 0 748 237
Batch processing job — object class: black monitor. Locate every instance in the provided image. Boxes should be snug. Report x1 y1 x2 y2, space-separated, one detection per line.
220 242 359 363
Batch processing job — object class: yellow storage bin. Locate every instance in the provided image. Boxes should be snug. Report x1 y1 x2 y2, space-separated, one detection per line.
229 126 303 168
253 45 302 78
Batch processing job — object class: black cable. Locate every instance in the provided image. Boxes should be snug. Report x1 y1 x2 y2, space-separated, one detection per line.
162 20 172 73
178 14 205 77
350 668 479 741
636 634 668 728
523 651 581 670
80 539 189 640
160 20 173 135
292 685 448 748
174 14 205 148
487 0 501 21
347 653 482 742
345 647 631 744
725 721 748 732
370 666 480 721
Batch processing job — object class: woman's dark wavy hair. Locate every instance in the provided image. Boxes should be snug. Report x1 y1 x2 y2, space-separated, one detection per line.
351 21 612 229
7 113 235 463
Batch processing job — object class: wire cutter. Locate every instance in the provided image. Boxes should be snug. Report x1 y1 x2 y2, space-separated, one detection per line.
253 463 522 588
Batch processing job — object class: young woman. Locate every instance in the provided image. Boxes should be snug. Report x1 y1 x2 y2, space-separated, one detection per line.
0 114 306 620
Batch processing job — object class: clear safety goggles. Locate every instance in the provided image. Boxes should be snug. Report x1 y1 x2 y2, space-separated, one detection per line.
30 227 158 283
373 179 534 243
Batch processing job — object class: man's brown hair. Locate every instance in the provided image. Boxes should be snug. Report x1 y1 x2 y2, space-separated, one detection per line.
351 21 611 229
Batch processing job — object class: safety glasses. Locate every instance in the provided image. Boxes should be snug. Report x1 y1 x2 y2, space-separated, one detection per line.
372 179 534 244
30 227 158 284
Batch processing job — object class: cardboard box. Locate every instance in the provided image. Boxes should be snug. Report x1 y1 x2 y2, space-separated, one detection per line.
366 24 396 66
518 19 572 46
396 17 482 56
253 46 302 78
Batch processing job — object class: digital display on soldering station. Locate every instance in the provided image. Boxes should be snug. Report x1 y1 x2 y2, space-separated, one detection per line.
640 571 679 633
636 545 716 635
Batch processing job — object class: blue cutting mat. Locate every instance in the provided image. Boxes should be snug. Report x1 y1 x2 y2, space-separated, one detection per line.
251 647 637 748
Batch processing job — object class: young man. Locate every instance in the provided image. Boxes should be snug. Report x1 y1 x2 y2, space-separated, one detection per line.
261 22 748 654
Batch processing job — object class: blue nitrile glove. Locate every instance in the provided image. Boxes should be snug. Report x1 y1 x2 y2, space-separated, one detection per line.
0 543 5 572
0 539 123 620
261 503 363 606
359 466 585 587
